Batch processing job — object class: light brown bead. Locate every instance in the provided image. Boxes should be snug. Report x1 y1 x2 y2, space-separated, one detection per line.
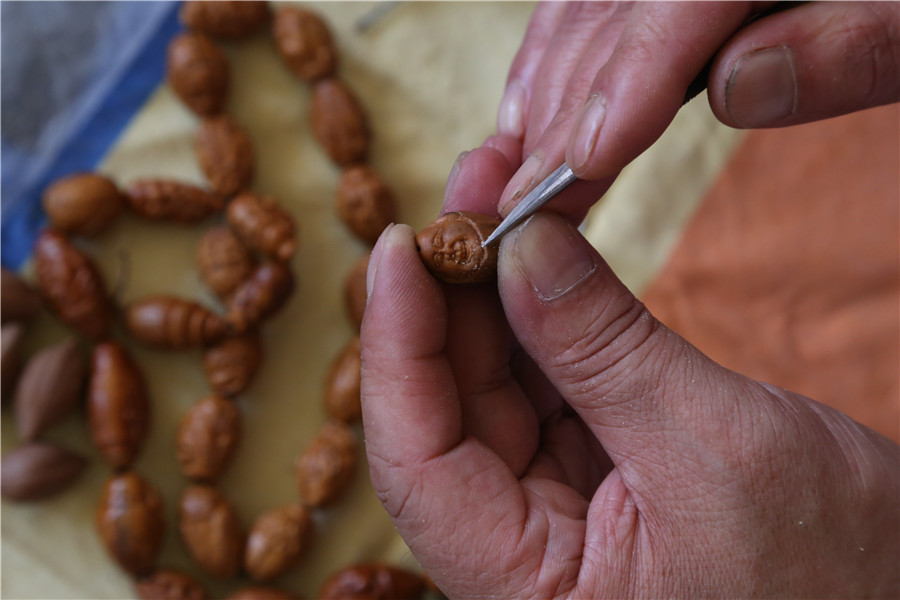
310 78 369 167
226 262 294 333
195 115 255 197
196 225 256 300
226 192 297 261
295 420 357 507
167 32 230 117
0 442 88 502
96 471 164 577
88 341 149 470
176 395 242 482
323 336 362 422
319 563 427 600
180 1 271 40
202 332 263 397
179 485 245 579
33 229 112 340
336 165 396 244
225 587 296 600
135 569 209 600
125 296 228 349
244 504 313 581
273 6 337 82
41 173 123 237
415 211 501 284
126 179 223 223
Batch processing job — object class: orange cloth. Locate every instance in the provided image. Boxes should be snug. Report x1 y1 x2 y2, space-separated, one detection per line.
643 104 900 442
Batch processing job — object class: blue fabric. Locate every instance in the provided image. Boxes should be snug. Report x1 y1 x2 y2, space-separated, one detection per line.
1 2 182 268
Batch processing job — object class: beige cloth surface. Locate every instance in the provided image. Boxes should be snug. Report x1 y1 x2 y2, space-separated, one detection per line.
1 3 742 599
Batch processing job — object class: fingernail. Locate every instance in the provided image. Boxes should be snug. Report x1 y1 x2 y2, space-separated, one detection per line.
443 150 469 204
726 46 797 128
498 80 526 138
367 223 395 301
513 214 597 301
567 93 606 174
500 152 543 216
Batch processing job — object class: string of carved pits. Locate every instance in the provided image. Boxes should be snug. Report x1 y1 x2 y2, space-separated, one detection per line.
0 3 436 599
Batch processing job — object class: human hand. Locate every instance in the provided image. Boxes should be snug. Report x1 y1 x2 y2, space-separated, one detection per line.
478 1 900 221
360 148 900 598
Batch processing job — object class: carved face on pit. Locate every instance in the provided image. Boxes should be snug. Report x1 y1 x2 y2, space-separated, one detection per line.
415 211 501 284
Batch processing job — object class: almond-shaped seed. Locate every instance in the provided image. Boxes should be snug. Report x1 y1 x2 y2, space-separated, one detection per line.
415 211 501 284
41 173 124 237
245 504 313 581
96 471 164 576
295 420 357 508
1 268 42 324
33 229 112 340
180 1 271 40
0 442 88 502
273 6 337 82
126 179 223 223
226 588 296 600
135 569 210 600
125 296 228 349
179 485 244 579
196 225 256 300
202 332 262 397
1 323 26 400
195 115 255 197
88 342 149 470
167 32 230 117
310 79 369 167
176 395 242 482
323 336 361 422
14 337 86 440
319 564 426 600
343 253 369 331
336 166 395 244
226 193 297 261
226 262 294 333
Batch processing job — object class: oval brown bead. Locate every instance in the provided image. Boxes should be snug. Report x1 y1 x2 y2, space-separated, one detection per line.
336 165 396 244
179 484 245 579
273 6 337 82
415 211 501 284
310 78 369 167
96 471 164 577
135 569 210 600
1 267 42 324
126 179 223 223
202 332 263 397
14 337 86 441
176 395 242 482
88 341 150 470
319 563 427 600
42 173 123 237
244 503 313 581
225 587 296 600
167 32 230 117
0 442 88 502
226 193 297 261
125 296 228 349
323 336 362 422
226 262 294 333
33 229 112 340
180 1 271 40
196 225 256 300
195 115 255 197
295 420 357 508
1 323 26 399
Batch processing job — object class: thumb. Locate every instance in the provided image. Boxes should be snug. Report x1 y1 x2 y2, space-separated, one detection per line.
708 1 900 128
497 212 764 476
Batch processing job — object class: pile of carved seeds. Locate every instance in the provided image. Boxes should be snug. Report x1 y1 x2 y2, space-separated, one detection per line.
0 2 429 599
